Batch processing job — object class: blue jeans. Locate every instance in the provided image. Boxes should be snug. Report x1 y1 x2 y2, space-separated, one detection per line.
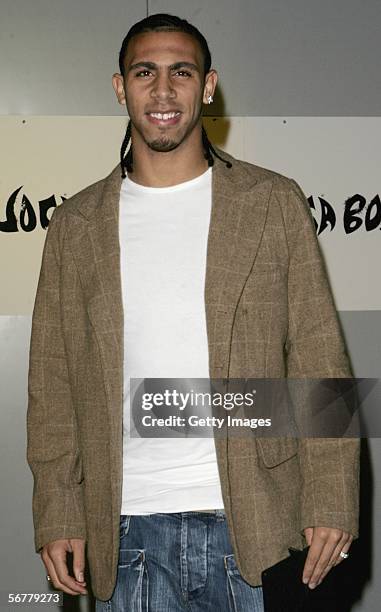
95 510 264 611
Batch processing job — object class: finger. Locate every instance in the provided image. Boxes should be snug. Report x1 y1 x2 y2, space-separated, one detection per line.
306 531 343 588
302 531 326 584
53 548 88 594
316 534 353 586
41 551 81 596
71 539 87 584
326 533 352 570
303 541 334 588
333 534 353 566
47 543 88 595
315 534 348 585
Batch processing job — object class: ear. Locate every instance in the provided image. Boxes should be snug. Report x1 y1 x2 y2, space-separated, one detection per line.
203 69 218 105
112 73 126 105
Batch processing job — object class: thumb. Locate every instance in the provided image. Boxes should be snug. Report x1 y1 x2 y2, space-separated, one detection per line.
70 538 86 583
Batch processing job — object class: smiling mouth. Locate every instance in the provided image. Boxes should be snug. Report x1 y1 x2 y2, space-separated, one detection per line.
146 112 182 125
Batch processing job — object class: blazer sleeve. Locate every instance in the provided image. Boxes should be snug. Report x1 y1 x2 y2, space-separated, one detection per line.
26 205 86 553
283 178 360 539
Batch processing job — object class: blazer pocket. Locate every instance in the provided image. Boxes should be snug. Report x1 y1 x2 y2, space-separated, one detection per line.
256 437 298 468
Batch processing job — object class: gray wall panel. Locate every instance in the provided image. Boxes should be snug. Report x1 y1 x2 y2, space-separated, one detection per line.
1 0 380 116
0 0 146 116
340 311 381 378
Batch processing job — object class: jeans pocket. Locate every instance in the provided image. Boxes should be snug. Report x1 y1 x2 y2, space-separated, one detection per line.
116 549 148 612
224 554 264 612
118 548 145 568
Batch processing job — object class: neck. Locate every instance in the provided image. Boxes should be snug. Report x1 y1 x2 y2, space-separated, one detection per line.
126 126 210 188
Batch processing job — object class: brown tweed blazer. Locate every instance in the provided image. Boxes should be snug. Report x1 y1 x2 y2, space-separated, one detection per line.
27 146 360 601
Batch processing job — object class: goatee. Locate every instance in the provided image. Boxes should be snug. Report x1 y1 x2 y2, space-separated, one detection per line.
148 137 179 152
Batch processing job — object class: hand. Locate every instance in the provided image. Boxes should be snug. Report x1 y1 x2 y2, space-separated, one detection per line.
41 538 88 596
302 526 353 589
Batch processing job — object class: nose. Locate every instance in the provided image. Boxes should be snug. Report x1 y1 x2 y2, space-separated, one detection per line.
150 71 176 102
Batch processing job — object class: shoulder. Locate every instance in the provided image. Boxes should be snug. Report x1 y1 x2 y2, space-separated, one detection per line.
213 145 301 195
56 176 106 218
214 148 313 234
53 163 121 221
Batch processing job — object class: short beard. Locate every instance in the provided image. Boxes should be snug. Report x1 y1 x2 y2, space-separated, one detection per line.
147 136 179 152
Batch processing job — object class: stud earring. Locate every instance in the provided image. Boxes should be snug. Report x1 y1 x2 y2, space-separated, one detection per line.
207 95 213 104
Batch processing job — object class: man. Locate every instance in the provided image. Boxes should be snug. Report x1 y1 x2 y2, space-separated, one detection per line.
27 12 359 611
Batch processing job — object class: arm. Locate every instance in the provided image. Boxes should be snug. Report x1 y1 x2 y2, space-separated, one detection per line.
283 178 360 586
26 205 87 553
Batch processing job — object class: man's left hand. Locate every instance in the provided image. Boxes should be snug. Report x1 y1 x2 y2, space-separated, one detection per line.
302 526 353 589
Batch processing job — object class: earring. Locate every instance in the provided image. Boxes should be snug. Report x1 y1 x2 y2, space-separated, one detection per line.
207 95 213 104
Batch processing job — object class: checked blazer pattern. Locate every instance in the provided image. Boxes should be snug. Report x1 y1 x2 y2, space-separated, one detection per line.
27 146 360 601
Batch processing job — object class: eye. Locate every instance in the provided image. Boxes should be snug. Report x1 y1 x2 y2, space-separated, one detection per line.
135 70 152 77
175 71 192 77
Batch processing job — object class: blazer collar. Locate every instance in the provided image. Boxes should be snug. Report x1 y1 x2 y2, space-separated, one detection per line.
74 145 259 222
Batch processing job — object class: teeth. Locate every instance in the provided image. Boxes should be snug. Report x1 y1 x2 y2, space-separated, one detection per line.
150 112 180 120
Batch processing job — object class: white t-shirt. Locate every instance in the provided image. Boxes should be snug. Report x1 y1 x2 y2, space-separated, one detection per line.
119 165 224 514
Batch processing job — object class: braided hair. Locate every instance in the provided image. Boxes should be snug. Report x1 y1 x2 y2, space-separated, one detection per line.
117 13 233 178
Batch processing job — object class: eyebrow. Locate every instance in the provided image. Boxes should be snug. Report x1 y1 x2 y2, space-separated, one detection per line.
127 61 200 73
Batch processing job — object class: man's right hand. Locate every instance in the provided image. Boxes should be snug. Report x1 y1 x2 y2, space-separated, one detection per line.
40 538 88 596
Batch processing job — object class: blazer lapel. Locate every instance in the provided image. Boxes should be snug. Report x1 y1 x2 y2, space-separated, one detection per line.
68 163 124 446
206 149 273 378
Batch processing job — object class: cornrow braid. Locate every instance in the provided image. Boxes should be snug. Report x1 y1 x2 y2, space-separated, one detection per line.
120 120 132 178
120 120 232 178
201 126 232 169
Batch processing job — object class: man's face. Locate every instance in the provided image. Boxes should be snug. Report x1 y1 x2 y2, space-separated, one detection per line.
112 30 217 153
